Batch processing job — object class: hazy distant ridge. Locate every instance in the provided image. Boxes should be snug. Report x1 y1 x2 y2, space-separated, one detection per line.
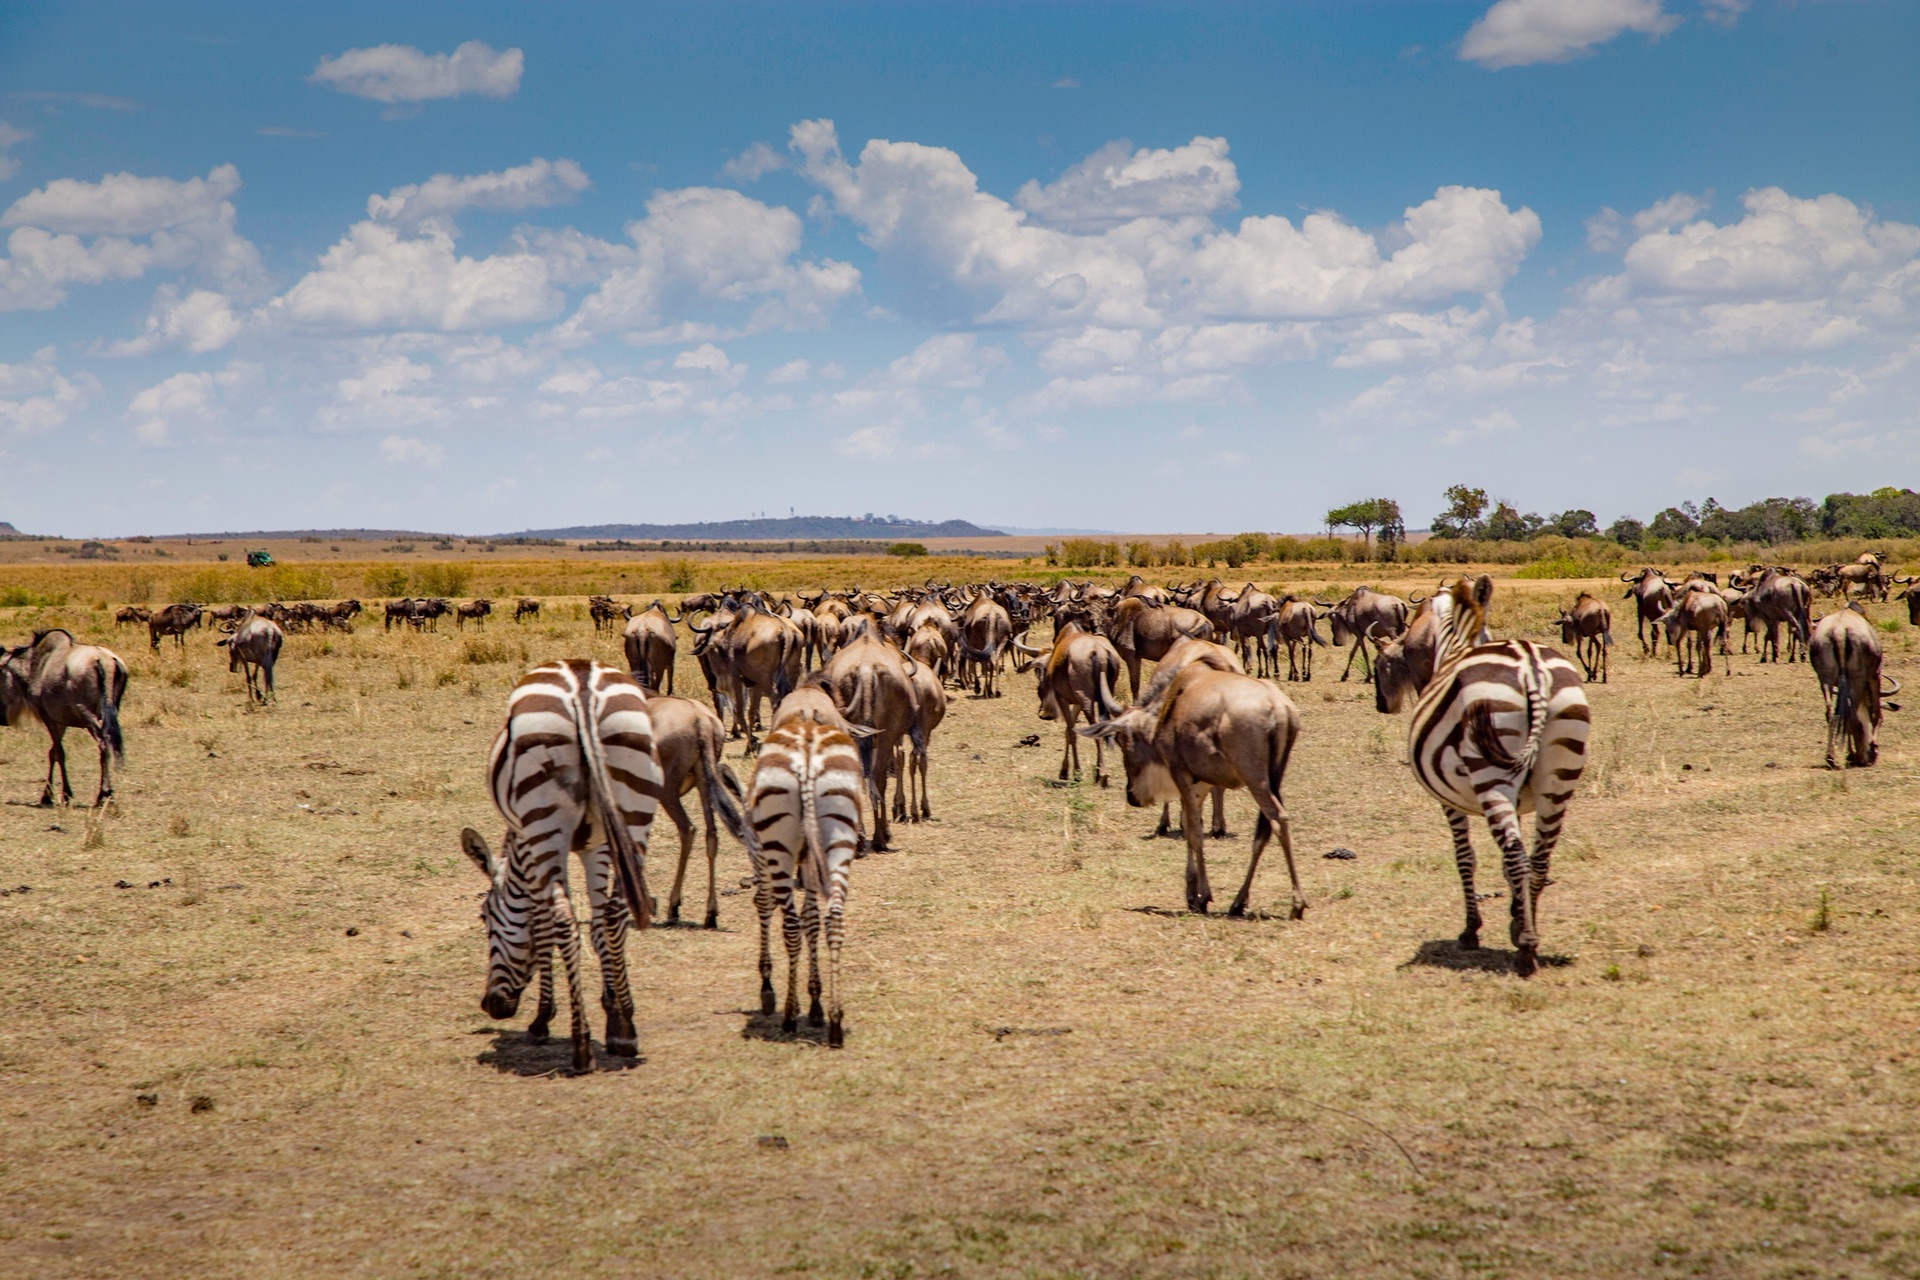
502 516 1006 540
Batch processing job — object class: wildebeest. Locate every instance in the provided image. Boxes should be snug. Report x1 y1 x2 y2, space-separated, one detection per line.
1105 597 1213 700
1656 585 1728 677
1321 587 1410 681
1810 605 1899 768
894 649 948 823
218 607 283 703
1019 621 1126 787
148 602 203 650
956 590 1013 697
114 606 151 627
643 694 746 927
588 595 629 632
1268 596 1327 682
622 602 678 693
0 628 127 807
1080 662 1305 918
1620 568 1675 656
819 629 921 852
1896 575 1920 626
1737 566 1811 663
456 598 493 629
513 597 541 623
1553 592 1613 683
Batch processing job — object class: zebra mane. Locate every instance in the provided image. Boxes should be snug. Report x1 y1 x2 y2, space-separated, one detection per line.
1434 575 1494 670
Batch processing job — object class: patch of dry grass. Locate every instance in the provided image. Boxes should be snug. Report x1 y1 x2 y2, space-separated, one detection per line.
0 577 1917 1278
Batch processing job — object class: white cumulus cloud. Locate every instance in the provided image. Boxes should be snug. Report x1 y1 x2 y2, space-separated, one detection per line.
105 286 243 356
273 222 561 331
126 364 243 445
310 41 523 104
0 346 89 433
368 158 589 228
379 435 445 467
1015 136 1239 230
1461 0 1677 69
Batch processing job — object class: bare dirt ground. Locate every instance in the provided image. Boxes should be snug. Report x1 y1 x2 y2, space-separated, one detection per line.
1 575 1917 1279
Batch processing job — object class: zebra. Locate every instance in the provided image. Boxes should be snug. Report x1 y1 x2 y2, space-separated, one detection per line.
1402 575 1590 977
461 660 662 1073
743 692 868 1047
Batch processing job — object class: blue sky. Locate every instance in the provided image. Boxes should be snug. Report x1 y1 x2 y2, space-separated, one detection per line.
1 0 1915 536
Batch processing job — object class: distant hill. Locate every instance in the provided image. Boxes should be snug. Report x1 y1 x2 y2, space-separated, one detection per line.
155 528 455 541
0 520 20 536
502 516 1006 540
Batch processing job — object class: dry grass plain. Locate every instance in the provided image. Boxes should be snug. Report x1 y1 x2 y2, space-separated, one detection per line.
2 569 1918 1279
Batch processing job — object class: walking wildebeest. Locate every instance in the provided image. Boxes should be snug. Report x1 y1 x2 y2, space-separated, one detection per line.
0 629 128 807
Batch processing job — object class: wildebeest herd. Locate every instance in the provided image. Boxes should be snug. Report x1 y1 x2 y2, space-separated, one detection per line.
2 559 1906 1070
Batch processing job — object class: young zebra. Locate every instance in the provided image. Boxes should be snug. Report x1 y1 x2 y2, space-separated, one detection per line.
1401 576 1590 977
744 689 868 1047
461 660 663 1073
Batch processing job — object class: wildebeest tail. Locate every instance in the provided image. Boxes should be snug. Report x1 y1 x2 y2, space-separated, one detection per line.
98 659 125 763
774 628 797 700
847 664 879 778
567 675 652 929
703 746 746 841
1094 658 1123 720
1834 630 1857 743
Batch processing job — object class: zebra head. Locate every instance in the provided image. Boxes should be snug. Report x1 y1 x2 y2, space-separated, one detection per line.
461 827 537 1019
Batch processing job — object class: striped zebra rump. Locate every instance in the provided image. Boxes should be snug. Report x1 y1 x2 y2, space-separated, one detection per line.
472 660 665 1070
745 716 866 1047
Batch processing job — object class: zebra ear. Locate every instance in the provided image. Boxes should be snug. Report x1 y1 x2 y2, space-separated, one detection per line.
1471 575 1495 610
460 827 497 878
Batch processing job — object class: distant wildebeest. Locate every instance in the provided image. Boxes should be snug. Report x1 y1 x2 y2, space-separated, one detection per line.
956 589 1013 697
513 597 541 623
1015 620 1125 787
1656 584 1729 677
1554 591 1613 683
0 628 127 807
622 602 678 694
894 648 948 824
1268 596 1327 682
820 630 921 852
218 607 283 703
1811 605 1899 768
323 599 362 632
1896 575 1920 626
1321 587 1410 681
1736 566 1811 663
588 595 628 632
148 602 203 650
1620 568 1675 657
1081 659 1306 919
456 598 493 629
1105 596 1213 700
114 606 150 627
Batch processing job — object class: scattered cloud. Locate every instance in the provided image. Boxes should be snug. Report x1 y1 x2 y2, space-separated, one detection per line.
722 142 787 183
104 286 243 356
368 157 589 229
126 364 244 445
4 91 142 111
765 358 811 384
272 222 560 331
838 423 899 458
0 121 29 181
1441 407 1520 445
379 434 445 466
1016 136 1239 230
0 345 89 433
1461 0 1677 69
310 41 523 104
1051 78 1081 90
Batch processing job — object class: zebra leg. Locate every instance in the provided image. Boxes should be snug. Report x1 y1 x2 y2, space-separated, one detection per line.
804 891 824 1027
826 882 847 1048
697 775 720 929
776 876 804 1033
550 885 594 1072
1481 797 1539 977
1446 809 1482 950
754 859 776 1014
584 855 638 1058
528 948 556 1040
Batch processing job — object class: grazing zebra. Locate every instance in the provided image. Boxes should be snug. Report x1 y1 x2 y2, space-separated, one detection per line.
744 693 867 1047
1402 576 1590 977
463 660 662 1073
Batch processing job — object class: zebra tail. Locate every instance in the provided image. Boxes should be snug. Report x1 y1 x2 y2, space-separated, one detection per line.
569 677 652 930
99 659 125 763
797 751 829 902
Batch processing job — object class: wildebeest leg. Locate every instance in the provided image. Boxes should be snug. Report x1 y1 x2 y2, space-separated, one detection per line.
1059 715 1076 782
94 724 114 806
1481 795 1539 977
1181 786 1212 913
1445 809 1482 949
892 745 908 822
1124 653 1142 701
913 742 931 818
868 766 892 853
1208 786 1227 838
804 891 824 1027
1149 804 1174 838
1339 638 1362 681
661 793 695 925
42 726 69 806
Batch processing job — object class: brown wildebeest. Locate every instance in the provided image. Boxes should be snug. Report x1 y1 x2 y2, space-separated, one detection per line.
513 597 540 622
956 590 1012 697
1105 597 1213 699
1896 575 1920 626
1268 596 1327 681
1553 591 1613 682
1118 573 1170 605
821 630 921 852
1321 587 1410 681
904 617 950 684
114 606 150 627
1811 605 1899 768
1132 637 1242 838
644 694 746 927
0 628 127 807
893 652 947 823
1019 621 1125 786
1656 585 1728 677
323 599 362 631
1740 566 1811 663
218 608 283 702
456 598 493 629
1081 663 1305 918
1225 583 1281 676
1370 600 1443 713
622 602 678 693
1620 568 1675 656
724 606 805 744
148 603 203 650
588 595 628 632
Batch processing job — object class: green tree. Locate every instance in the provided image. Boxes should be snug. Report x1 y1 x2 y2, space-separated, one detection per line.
1326 498 1403 558
1429 485 1489 539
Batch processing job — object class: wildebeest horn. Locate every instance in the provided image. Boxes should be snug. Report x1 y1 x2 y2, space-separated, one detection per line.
1882 675 1901 697
1311 598 1334 609
1407 592 1427 604
1011 640 1043 655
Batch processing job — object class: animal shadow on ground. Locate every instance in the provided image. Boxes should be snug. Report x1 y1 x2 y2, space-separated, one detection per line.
739 1009 840 1047
1125 904 1289 922
1401 939 1574 975
474 1028 646 1077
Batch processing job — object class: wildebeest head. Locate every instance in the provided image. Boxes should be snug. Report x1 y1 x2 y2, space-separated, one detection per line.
1369 623 1419 714
462 827 535 1020
1078 706 1174 810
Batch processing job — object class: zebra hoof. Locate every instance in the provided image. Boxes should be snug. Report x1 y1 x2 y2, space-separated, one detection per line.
607 1035 639 1059
828 1019 843 1049
807 997 824 1026
782 1014 797 1035
1458 930 1480 951
571 1041 594 1074
703 911 718 929
760 983 775 1016
1514 947 1539 979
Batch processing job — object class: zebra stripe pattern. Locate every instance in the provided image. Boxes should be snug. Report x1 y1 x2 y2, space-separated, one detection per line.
744 712 866 1047
468 660 663 1072
1407 576 1590 977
